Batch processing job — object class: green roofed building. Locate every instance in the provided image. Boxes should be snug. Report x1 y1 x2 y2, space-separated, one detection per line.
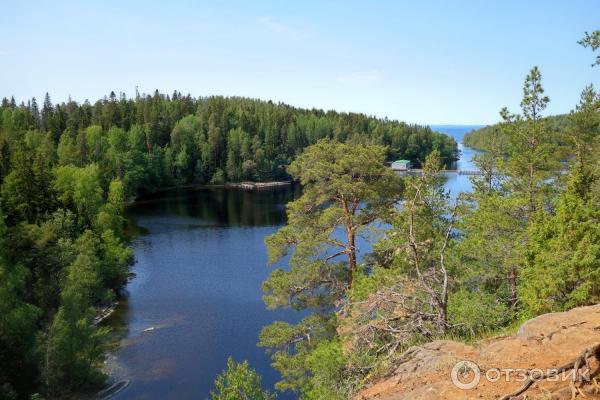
391 159 412 171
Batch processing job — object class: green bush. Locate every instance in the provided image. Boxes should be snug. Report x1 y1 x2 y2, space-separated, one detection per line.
210 358 275 400
448 289 510 338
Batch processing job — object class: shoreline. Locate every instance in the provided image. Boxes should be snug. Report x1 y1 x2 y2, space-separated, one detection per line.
126 180 293 205
94 302 119 326
224 181 292 190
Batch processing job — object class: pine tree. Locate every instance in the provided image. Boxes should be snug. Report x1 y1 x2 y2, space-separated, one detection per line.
260 140 402 394
41 93 54 133
500 66 556 214
569 85 600 169
578 30 600 66
374 151 458 335
30 97 41 129
459 67 558 312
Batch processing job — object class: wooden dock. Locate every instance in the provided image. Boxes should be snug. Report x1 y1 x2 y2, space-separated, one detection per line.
227 181 292 190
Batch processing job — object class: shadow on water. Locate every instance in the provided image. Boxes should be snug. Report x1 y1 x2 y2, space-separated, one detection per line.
129 185 301 227
104 126 480 400
105 186 301 400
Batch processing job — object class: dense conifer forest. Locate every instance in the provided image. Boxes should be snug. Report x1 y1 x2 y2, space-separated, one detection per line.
0 92 457 399
0 93 457 195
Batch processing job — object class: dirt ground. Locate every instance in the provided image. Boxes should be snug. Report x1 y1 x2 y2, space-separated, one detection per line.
356 304 600 400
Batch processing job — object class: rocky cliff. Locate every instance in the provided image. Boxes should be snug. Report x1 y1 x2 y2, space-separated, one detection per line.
357 304 600 400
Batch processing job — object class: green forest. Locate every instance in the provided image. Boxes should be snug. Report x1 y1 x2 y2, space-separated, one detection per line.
0 94 458 194
462 113 572 151
0 93 456 399
207 31 600 400
0 18 598 400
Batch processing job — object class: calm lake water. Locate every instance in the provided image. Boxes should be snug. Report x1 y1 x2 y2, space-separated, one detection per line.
432 124 484 196
105 125 482 400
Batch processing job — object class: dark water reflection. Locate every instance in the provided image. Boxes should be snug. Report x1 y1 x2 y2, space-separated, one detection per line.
106 126 481 400
131 186 298 227
106 186 300 400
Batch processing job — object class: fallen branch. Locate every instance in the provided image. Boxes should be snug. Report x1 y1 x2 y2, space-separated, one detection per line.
499 343 600 400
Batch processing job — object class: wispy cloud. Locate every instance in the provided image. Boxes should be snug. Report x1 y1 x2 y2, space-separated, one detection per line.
257 16 300 39
336 69 384 83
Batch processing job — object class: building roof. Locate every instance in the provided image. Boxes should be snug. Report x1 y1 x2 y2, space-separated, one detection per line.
393 160 411 164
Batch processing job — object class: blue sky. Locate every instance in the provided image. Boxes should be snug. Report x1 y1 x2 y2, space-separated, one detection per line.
0 0 598 125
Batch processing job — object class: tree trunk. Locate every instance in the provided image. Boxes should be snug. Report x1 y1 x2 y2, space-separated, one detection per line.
438 301 448 335
508 266 518 309
528 161 535 213
347 228 357 288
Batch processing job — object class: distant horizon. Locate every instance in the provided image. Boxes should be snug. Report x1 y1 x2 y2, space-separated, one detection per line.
429 124 486 128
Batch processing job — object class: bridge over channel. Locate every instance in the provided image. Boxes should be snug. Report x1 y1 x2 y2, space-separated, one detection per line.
397 169 484 176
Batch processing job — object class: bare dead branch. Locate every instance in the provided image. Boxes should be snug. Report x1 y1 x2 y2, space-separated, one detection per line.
499 343 600 400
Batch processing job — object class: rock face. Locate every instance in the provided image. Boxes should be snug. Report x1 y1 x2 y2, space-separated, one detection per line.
357 304 600 400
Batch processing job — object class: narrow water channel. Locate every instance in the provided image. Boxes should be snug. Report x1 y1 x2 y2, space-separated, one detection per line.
104 125 481 400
